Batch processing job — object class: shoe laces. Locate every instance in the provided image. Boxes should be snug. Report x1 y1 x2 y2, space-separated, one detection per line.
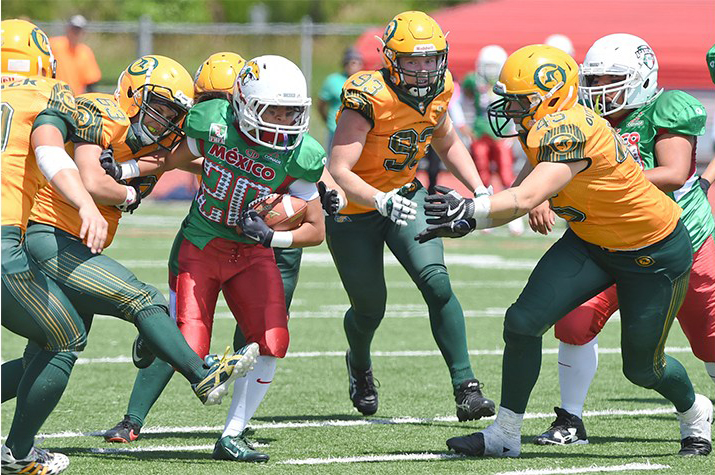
354 367 379 394
456 379 485 401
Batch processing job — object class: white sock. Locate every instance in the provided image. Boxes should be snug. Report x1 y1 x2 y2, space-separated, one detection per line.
558 337 598 418
705 362 715 387
494 406 523 440
222 355 277 438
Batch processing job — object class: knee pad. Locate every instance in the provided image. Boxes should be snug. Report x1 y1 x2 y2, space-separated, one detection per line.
261 327 289 358
621 363 658 389
417 265 453 307
505 303 546 338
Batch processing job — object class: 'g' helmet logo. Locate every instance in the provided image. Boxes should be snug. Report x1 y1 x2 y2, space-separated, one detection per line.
128 57 159 76
533 63 566 92
30 28 51 55
239 61 260 85
383 20 398 43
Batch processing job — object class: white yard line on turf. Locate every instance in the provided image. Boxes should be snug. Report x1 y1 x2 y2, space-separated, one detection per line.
278 452 463 464
26 407 676 440
494 462 669 475
57 346 691 365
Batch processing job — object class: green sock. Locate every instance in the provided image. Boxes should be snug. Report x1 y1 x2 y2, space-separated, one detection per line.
421 272 475 387
652 354 696 413
134 308 206 384
126 358 176 427
500 329 542 414
6 350 77 458
1 358 24 403
343 308 376 371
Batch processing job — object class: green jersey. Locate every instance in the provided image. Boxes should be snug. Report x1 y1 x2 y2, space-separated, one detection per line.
461 72 497 138
181 99 326 249
616 90 713 251
707 44 715 84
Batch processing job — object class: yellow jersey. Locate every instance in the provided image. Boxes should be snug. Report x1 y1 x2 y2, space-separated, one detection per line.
337 69 453 214
524 103 680 250
1 77 77 231
29 93 152 248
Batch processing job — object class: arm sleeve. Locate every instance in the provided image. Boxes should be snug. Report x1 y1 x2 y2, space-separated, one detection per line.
288 179 319 201
187 137 202 157
32 111 72 142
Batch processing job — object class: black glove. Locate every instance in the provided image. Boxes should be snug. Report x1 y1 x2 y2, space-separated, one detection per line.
99 146 122 181
699 177 711 194
238 209 273 247
318 181 343 216
423 185 475 225
414 218 477 243
116 179 142 214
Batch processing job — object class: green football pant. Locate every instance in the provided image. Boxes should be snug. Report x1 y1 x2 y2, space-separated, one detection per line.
326 182 475 388
23 222 207 383
502 223 695 413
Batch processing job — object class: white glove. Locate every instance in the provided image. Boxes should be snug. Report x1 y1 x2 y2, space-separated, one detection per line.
373 185 417 227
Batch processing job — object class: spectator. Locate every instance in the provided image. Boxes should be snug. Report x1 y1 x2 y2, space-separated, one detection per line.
318 47 363 150
50 15 101 94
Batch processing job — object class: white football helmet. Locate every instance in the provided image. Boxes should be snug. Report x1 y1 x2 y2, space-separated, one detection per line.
232 55 311 150
545 34 575 56
476 45 507 83
579 33 661 116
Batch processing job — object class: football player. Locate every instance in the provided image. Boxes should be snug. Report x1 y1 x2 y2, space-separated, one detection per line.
528 35 713 455
419 44 712 458
107 55 327 462
327 11 495 421
16 54 259 418
0 19 107 475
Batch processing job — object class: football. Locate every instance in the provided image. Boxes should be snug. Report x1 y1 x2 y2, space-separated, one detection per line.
249 193 308 231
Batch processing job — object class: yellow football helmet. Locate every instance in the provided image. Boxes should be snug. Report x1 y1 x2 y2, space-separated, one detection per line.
487 44 579 137
114 55 194 148
379 11 448 99
1 19 56 81
194 51 246 95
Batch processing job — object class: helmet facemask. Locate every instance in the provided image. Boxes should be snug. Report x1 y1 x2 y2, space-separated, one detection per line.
237 96 310 151
130 84 191 149
386 47 448 99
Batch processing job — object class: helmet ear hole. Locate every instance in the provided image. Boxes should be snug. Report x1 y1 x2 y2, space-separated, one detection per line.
642 79 650 89
548 97 559 108
127 87 134 98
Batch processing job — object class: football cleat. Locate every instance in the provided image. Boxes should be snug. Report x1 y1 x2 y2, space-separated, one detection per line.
131 334 156 369
446 423 521 458
346 350 379 416
192 343 259 405
1 444 69 474
104 415 141 443
676 394 712 456
212 430 269 463
454 379 496 421
533 407 589 445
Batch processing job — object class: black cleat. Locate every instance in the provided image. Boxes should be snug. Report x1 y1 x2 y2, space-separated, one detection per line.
534 407 589 445
447 432 486 456
104 416 141 443
132 334 155 369
346 350 379 416
679 436 712 456
454 379 496 421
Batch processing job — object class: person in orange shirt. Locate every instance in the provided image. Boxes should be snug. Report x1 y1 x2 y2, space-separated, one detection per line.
419 45 711 458
50 15 101 94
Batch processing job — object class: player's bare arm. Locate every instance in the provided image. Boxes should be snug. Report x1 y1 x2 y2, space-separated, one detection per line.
430 113 485 193
288 197 325 247
645 133 695 192
74 142 137 206
327 109 374 208
32 124 108 253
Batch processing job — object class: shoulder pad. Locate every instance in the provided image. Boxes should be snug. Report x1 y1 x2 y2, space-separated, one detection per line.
285 133 326 183
184 99 232 141
73 94 130 147
340 70 391 126
528 109 588 163
652 90 707 137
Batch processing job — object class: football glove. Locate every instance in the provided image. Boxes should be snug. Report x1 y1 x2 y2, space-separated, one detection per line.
116 180 142 214
99 146 122 181
699 177 711 194
424 185 476 225
238 209 274 248
373 184 417 227
415 218 476 243
318 181 346 216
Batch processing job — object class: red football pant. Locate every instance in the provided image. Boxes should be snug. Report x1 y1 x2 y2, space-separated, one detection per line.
555 235 715 362
470 135 514 190
170 237 289 359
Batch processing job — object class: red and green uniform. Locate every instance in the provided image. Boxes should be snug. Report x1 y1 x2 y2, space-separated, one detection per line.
555 91 714 363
